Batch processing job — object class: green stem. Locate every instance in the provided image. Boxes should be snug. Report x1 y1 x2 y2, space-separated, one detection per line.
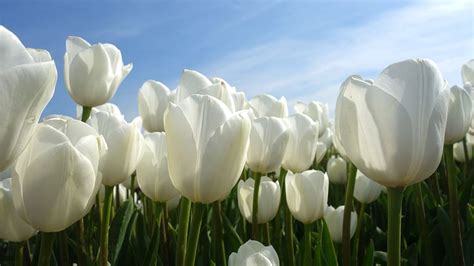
353 203 365 266
212 201 226 266
281 170 295 266
176 197 192 266
160 204 170 266
100 185 114 266
81 106 92 122
15 242 24 266
462 138 470 179
444 144 465 266
387 187 404 266
263 223 271 246
184 203 206 266
38 233 55 266
59 230 69 266
342 162 356 266
252 172 263 240
274 168 288 254
303 223 312 266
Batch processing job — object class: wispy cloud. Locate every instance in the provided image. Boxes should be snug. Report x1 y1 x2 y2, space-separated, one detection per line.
203 1 473 116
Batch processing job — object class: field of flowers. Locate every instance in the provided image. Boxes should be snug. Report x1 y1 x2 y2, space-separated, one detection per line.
0 25 473 266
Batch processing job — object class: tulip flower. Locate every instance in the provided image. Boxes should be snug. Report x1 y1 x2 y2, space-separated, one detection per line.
237 177 281 224
461 59 474 86
12 117 105 232
248 94 288 118
314 142 328 165
167 195 182 211
64 36 132 107
353 170 383 204
285 170 328 224
294 101 329 136
136 132 179 202
445 85 472 144
138 80 171 132
246 117 290 174
232 91 248 111
327 156 347 185
228 240 279 266
282 113 319 173
324 206 357 243
76 103 124 120
0 26 57 171
0 178 37 242
88 110 144 186
453 140 472 162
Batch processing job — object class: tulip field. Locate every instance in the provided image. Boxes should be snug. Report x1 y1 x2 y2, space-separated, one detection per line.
0 24 474 266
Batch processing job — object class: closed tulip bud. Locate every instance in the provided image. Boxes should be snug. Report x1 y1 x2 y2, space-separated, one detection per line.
327 156 347 184
64 36 132 107
237 177 281 224
286 170 328 224
324 205 357 243
138 80 171 132
0 178 37 242
12 118 105 232
137 132 179 202
282 113 319 173
0 26 57 171
229 240 279 266
453 141 472 162
248 94 288 118
164 94 251 203
445 85 472 144
334 59 449 187
246 117 290 174
354 170 383 204
88 111 144 186
294 101 329 136
314 142 328 165
462 59 474 86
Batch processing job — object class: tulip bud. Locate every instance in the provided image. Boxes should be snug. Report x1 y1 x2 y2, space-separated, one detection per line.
0 178 37 242
137 132 179 202
324 205 357 243
164 94 251 203
237 177 281 224
0 26 57 171
445 85 472 144
282 113 319 173
88 111 144 186
462 59 474 86
327 156 347 185
246 117 290 174
64 36 132 107
334 59 449 187
138 80 171 132
294 101 329 136
453 141 472 162
286 170 328 224
228 240 279 266
12 118 104 232
353 170 383 204
248 94 288 118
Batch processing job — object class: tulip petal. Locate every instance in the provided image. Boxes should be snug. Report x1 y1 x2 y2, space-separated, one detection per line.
27 48 52 63
138 80 170 132
176 69 212 102
0 26 33 71
66 36 91 61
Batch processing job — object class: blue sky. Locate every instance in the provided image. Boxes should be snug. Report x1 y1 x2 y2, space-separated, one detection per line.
1 1 472 120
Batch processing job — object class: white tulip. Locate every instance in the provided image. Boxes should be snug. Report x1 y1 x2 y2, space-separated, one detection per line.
0 26 57 171
138 80 171 132
445 85 472 144
285 170 328 224
248 94 288 118
229 240 279 266
453 141 472 163
0 178 36 242
166 194 182 211
324 205 357 243
237 177 280 224
353 170 383 204
282 113 319 173
64 36 132 107
12 118 105 232
88 111 144 186
461 59 474 86
294 101 329 136
327 156 347 185
246 117 290 174
137 132 179 202
164 94 251 203
314 142 328 165
76 103 124 120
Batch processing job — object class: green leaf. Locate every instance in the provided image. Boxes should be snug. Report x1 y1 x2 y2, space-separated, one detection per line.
141 222 160 266
321 219 338 266
361 240 374 266
109 199 135 265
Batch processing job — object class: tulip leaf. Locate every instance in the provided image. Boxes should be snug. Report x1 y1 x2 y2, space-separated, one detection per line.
321 219 338 266
141 221 160 266
109 199 134 265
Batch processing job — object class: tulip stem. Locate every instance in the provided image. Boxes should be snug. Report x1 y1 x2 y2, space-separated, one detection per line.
444 144 465 266
38 232 55 266
252 172 262 240
353 203 365 266
100 185 114 266
81 106 92 122
176 197 192 266
184 202 206 266
15 242 24 266
342 163 356 266
387 186 404 266
303 223 312 266
281 171 295 266
212 201 227 266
